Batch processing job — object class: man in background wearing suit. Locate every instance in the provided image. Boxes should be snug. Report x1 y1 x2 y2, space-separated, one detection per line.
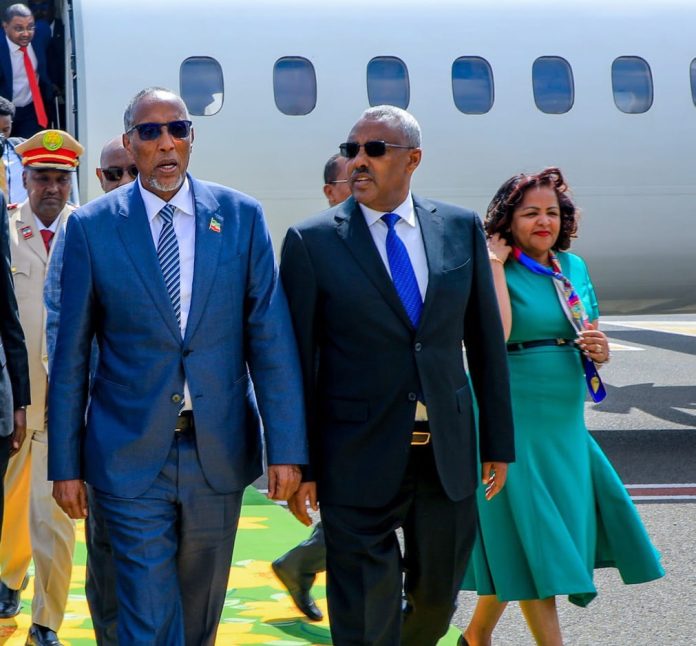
48 87 308 646
0 4 52 138
0 191 29 539
271 152 351 622
280 105 515 646
0 129 82 646
27 0 64 128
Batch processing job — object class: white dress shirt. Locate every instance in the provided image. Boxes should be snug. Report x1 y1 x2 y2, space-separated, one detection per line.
6 35 38 107
34 213 60 234
359 192 429 421
4 141 27 203
138 177 196 410
359 192 429 299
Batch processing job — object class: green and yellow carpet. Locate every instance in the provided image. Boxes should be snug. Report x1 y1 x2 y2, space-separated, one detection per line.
0 488 460 644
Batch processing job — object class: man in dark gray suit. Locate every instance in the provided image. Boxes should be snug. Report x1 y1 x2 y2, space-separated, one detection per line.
0 192 30 537
280 105 515 646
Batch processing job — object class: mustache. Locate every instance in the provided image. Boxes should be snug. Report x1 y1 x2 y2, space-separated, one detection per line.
350 166 372 179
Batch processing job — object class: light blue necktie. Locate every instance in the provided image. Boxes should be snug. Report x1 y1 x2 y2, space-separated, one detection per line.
382 213 423 327
157 203 181 325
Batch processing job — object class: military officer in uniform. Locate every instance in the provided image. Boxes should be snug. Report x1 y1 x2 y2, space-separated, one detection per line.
0 129 82 646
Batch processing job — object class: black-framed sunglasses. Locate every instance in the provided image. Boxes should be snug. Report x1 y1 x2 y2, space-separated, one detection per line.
101 165 138 182
339 140 415 159
127 120 193 141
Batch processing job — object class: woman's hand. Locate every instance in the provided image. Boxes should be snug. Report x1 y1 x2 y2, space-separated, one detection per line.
577 327 610 364
487 233 512 264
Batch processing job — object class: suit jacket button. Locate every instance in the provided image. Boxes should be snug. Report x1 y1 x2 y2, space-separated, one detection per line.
408 392 417 402
171 393 182 404
414 342 422 352
183 349 191 357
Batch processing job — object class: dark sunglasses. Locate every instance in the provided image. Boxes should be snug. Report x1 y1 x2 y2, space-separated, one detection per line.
101 165 138 182
127 120 193 141
339 140 415 159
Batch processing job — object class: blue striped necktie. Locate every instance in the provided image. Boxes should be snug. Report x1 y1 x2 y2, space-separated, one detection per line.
382 213 423 327
157 203 181 325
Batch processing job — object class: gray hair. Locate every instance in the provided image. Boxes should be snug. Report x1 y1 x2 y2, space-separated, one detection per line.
4 3 32 22
359 105 421 148
123 87 188 132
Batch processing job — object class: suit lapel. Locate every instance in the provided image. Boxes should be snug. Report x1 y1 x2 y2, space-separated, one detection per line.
183 178 222 343
335 198 413 330
115 184 181 341
413 196 443 325
46 205 72 263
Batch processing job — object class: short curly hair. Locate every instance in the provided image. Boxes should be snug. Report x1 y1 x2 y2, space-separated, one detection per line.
484 167 578 251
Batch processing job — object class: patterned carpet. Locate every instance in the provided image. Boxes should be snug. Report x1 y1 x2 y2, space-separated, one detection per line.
0 487 459 645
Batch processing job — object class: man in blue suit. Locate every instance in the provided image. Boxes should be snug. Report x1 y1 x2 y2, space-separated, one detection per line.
48 87 308 646
0 4 52 137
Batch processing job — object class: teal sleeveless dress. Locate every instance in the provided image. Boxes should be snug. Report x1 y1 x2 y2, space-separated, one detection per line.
461 252 664 606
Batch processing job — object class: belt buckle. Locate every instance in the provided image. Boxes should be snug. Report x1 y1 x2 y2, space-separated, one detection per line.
556 338 566 346
411 431 431 446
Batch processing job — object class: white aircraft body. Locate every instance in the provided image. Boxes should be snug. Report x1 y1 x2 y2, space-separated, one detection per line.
59 0 696 314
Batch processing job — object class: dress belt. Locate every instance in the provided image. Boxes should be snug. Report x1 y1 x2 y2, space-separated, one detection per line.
412 420 431 446
175 411 194 432
506 338 576 353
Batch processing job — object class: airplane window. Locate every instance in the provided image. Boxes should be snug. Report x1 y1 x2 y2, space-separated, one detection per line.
452 57 494 114
532 57 574 114
612 57 653 114
691 59 696 106
367 57 409 109
180 57 224 116
273 57 317 116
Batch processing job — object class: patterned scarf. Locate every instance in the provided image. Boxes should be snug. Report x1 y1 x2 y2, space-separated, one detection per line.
511 247 607 402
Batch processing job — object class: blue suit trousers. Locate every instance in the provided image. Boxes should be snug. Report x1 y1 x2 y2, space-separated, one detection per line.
93 429 243 646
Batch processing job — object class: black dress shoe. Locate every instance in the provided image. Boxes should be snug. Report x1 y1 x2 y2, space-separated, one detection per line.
26 624 63 646
0 576 28 618
272 560 323 621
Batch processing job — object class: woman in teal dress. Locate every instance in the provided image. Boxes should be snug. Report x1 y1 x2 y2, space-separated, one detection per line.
460 168 664 646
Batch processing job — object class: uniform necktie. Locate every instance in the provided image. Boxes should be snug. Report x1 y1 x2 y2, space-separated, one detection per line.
381 213 423 327
40 229 54 252
157 203 180 325
19 46 48 128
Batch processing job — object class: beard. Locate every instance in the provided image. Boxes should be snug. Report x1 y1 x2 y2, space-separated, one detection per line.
148 172 185 194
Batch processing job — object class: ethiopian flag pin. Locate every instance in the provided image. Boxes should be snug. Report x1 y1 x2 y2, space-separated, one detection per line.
209 217 221 233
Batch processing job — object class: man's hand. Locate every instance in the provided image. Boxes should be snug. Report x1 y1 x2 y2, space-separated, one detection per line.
288 482 318 527
267 464 302 501
53 479 88 519
482 462 509 501
9 408 26 457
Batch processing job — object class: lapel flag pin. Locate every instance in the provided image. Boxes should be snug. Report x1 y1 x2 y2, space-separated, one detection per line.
20 226 33 240
209 217 221 233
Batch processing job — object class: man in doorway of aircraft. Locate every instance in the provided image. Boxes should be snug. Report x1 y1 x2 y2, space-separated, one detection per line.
271 152 351 622
280 105 515 645
43 136 138 646
0 4 52 138
47 87 307 646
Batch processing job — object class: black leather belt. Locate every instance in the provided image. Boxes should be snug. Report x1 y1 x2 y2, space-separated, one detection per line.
412 420 430 446
175 411 194 432
507 338 575 352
